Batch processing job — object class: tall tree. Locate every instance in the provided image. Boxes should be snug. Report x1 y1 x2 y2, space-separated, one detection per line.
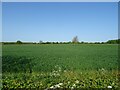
72 36 79 44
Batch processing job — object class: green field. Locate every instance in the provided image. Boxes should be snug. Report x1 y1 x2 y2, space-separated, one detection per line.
2 44 119 89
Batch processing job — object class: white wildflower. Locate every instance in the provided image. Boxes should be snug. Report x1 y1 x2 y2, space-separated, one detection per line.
50 86 54 89
101 68 104 70
108 86 112 88
68 81 70 84
75 80 79 84
73 84 76 87
71 87 74 89
58 83 63 86
64 70 67 72
58 68 61 72
55 84 60 88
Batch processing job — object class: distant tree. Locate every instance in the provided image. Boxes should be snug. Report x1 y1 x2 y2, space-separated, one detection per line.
101 42 105 44
59 42 62 44
81 41 84 44
118 39 120 44
84 42 88 44
106 39 119 44
33 42 37 44
39 40 43 44
94 42 100 44
16 40 22 44
67 41 71 44
72 36 79 44
46 42 51 44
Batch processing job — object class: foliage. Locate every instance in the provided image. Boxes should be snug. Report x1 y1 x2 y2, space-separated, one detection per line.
106 39 120 44
2 56 34 73
2 68 119 89
2 44 119 89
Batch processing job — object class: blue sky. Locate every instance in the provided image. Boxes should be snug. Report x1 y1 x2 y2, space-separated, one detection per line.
2 2 118 42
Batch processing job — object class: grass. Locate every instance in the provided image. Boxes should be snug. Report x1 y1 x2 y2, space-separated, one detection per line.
2 44 119 89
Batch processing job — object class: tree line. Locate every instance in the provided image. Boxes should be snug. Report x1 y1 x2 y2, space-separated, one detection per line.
2 39 120 44
1 36 120 44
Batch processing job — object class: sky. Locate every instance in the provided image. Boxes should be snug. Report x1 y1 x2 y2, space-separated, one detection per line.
2 2 118 42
